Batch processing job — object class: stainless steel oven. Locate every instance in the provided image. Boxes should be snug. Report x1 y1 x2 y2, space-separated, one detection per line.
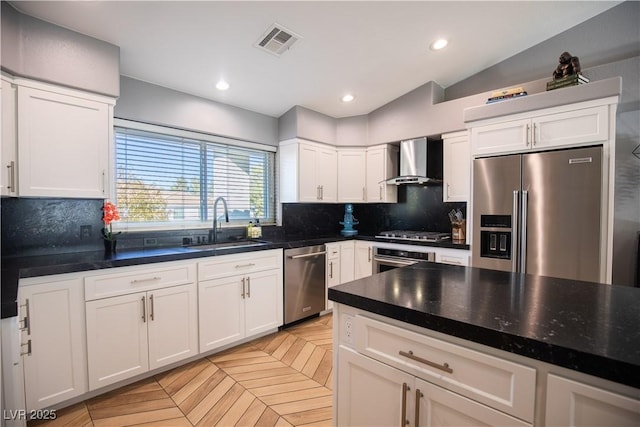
373 247 435 273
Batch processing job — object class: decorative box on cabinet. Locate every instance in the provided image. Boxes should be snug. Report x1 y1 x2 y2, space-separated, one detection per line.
279 139 337 202
366 144 398 203
1 76 18 196
198 249 283 352
471 104 609 157
18 276 88 410
442 131 470 202
84 262 198 390
16 78 115 198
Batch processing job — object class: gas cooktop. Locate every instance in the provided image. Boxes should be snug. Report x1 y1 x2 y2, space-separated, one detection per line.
375 230 451 242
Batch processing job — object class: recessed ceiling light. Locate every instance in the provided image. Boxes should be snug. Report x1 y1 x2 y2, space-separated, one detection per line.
216 80 229 91
341 94 355 103
430 38 448 51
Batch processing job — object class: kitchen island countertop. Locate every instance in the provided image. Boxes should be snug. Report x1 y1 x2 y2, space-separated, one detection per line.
328 262 640 389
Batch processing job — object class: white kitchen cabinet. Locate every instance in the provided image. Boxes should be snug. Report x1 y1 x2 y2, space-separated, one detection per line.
325 241 355 310
471 105 608 157
442 131 470 202
365 144 398 203
354 241 373 279
337 148 366 202
279 139 337 202
198 249 283 353
545 374 640 426
16 79 115 198
18 277 88 411
84 262 198 390
1 76 18 196
338 346 530 427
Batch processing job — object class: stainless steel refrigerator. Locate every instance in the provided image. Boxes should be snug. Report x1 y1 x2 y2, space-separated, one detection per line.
472 146 603 282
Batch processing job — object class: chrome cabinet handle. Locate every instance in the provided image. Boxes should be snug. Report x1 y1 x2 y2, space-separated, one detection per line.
241 277 246 299
363 187 366 201
329 261 333 278
20 340 32 356
102 170 106 194
399 350 453 374
532 123 537 145
131 276 161 284
19 299 30 334
149 294 154 321
7 161 15 191
379 185 383 201
320 185 324 200
316 185 321 200
247 276 251 298
401 382 409 426
526 124 531 146
141 296 146 322
415 388 423 427
235 263 256 269
368 247 372 262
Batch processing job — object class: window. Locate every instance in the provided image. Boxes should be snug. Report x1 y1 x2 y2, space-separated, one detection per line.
114 124 276 231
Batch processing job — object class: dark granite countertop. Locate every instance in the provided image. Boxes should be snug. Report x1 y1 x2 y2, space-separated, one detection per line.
328 262 640 389
1 234 469 318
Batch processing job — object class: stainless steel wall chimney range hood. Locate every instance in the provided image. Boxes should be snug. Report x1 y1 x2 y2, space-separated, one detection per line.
384 137 443 185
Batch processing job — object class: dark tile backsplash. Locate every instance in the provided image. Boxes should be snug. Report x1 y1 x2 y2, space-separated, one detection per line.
2 185 465 255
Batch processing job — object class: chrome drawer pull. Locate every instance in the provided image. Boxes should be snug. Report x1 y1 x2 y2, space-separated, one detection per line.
131 276 161 284
21 339 32 356
19 299 31 334
401 382 409 426
415 388 423 427
399 350 453 374
141 296 146 322
235 263 256 268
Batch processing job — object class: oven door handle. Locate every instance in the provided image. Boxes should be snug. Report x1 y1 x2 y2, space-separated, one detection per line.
374 257 418 267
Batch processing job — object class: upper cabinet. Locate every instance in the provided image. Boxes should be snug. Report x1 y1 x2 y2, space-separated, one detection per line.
280 139 338 203
1 76 18 196
442 131 470 202
17 79 115 198
365 145 398 203
338 149 367 202
470 104 609 157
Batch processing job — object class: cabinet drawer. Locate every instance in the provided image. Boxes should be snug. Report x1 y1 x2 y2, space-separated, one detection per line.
355 315 536 422
85 262 196 301
198 249 282 281
436 251 470 266
326 244 340 260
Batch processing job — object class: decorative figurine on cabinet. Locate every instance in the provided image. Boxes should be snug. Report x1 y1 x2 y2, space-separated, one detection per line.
553 51 581 79
339 203 359 236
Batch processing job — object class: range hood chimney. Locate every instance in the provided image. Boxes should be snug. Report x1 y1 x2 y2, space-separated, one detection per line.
384 137 443 185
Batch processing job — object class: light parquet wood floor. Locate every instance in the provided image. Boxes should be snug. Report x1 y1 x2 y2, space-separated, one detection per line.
30 314 333 427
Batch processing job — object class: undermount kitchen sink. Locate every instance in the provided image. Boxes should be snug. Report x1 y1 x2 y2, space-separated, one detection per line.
187 240 269 251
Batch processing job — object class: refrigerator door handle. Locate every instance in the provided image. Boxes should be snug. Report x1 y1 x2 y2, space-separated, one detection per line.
512 190 520 272
521 190 529 273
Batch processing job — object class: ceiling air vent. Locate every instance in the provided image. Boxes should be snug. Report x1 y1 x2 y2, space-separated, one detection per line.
255 23 301 57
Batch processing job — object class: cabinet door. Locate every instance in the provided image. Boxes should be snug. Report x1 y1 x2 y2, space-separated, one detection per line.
86 292 149 390
366 146 397 203
244 269 283 337
298 143 320 202
17 86 110 198
533 105 608 149
1 77 17 196
317 146 337 202
416 378 531 427
337 346 415 427
546 374 640 426
339 241 355 283
198 276 245 352
337 149 366 202
147 284 198 371
471 118 530 156
20 279 87 410
443 133 470 202
354 241 373 279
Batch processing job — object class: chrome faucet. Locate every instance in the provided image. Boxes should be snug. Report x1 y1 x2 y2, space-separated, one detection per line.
210 196 229 244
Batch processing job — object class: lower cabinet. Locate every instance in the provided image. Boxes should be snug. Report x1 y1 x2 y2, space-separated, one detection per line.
545 374 640 426
354 241 373 279
86 282 198 390
18 277 88 411
338 346 530 427
326 241 355 310
198 249 283 353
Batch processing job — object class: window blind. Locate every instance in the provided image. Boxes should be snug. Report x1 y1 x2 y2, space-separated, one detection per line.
115 127 275 230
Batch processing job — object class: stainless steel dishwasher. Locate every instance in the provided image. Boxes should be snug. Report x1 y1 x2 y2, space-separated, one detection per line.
284 245 326 325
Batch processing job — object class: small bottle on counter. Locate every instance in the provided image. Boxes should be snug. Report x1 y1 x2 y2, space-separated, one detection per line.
253 219 262 238
247 221 254 238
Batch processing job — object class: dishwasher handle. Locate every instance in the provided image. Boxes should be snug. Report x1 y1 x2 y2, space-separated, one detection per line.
288 251 326 259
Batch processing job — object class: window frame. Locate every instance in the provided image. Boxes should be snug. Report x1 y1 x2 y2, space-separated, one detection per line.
112 119 277 232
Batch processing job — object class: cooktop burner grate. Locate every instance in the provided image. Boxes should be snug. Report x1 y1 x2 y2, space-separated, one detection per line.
376 230 451 242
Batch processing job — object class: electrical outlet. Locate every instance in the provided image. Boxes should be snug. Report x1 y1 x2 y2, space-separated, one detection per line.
343 315 354 344
80 225 92 240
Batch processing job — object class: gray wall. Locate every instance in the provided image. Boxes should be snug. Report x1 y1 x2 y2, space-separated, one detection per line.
116 77 279 146
0 1 120 97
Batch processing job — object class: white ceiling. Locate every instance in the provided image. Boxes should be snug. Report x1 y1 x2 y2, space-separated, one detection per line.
11 1 620 118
